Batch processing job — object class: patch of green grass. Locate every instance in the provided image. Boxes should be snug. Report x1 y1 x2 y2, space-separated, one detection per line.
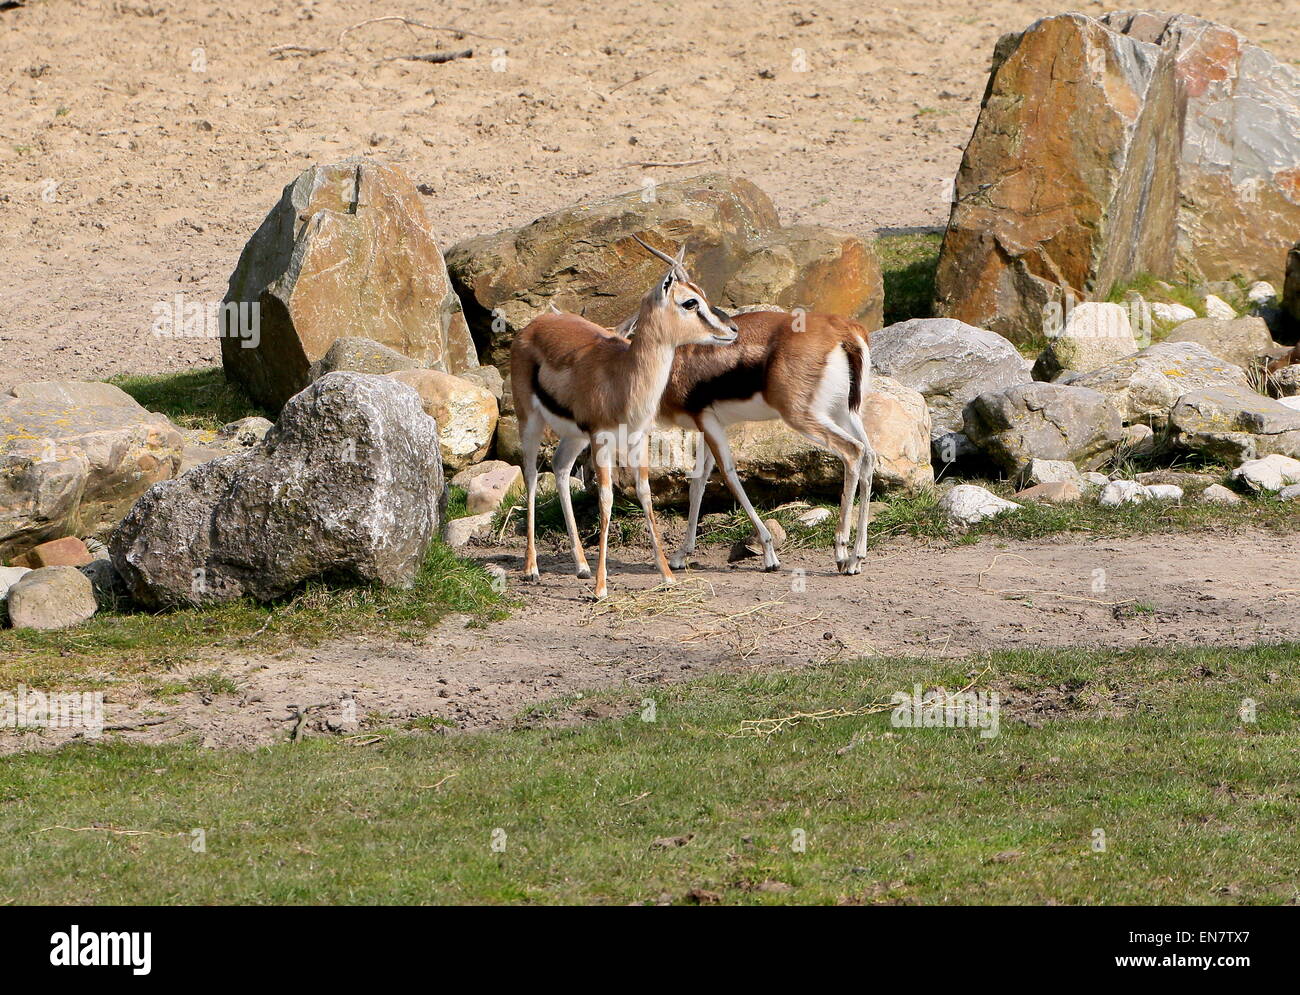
1 642 1297 904
0 543 508 687
876 230 942 326
445 485 469 521
108 366 264 432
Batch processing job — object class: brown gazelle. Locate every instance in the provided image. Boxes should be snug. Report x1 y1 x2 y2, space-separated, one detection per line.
644 307 879 576
509 237 739 598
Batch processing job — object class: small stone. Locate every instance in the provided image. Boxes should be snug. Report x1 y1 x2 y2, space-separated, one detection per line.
1230 454 1300 493
1247 282 1277 305
1150 301 1197 324
1099 480 1147 506
10 536 94 569
796 507 833 527
1279 484 1300 501
5 565 98 630
1143 484 1184 501
1200 483 1242 505
1014 481 1082 504
1203 294 1236 320
216 416 274 447
1082 472 1111 488
466 463 524 515
446 512 496 548
1018 458 1084 488
937 485 1021 526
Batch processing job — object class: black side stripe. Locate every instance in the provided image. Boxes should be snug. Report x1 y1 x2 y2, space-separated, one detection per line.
682 359 768 414
532 367 587 432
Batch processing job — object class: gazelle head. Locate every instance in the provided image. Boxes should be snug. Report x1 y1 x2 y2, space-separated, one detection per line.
624 235 738 347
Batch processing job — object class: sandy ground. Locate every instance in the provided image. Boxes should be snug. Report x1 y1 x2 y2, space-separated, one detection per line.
7 528 1297 753
3 0 1297 387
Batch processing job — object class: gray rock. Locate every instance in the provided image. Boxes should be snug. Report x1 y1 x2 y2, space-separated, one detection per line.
5 565 97 630
1200 483 1242 505
869 318 1028 433
963 382 1125 476
79 558 129 612
1166 316 1276 370
1033 302 1138 381
1280 483 1300 501
1 381 185 560
1169 387 1300 462
1230 454 1300 493
1018 458 1086 488
1099 480 1148 506
1070 341 1251 428
446 512 496 548
110 373 444 607
216 416 274 447
307 337 420 383
937 485 1021 526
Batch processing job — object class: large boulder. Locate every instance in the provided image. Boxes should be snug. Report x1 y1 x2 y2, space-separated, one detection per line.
1 381 184 561
935 12 1300 344
720 225 884 329
306 336 420 383
1231 453 1300 492
1070 341 1251 428
387 369 498 472
445 174 883 371
221 159 476 411
868 317 1028 433
1169 387 1300 461
1166 317 1278 371
110 373 444 608
963 382 1125 476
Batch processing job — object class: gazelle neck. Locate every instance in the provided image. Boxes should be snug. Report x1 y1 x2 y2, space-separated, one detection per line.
611 322 677 434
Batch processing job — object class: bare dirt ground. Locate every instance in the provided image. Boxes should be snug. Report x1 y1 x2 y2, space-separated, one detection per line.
2 0 1296 387
8 528 1297 753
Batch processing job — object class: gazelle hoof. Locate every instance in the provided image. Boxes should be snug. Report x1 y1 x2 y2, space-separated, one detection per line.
842 558 862 575
593 586 609 600
576 566 591 579
668 556 688 570
524 569 541 583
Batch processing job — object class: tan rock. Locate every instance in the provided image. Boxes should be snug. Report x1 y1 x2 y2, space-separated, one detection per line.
862 375 934 493
466 463 523 515
1166 317 1277 370
936 12 1300 343
5 565 97 630
388 369 498 471
1033 303 1139 380
222 159 476 410
10 536 93 569
1 381 184 560
1013 481 1082 504
721 225 883 329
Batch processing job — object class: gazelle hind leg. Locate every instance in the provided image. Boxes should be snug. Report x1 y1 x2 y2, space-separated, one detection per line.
669 434 715 570
552 435 591 578
634 436 675 585
700 413 779 571
520 412 544 582
788 413 864 573
591 433 614 600
843 411 877 575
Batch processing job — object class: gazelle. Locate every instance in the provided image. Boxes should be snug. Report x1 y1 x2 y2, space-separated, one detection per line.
510 237 739 598
622 305 879 576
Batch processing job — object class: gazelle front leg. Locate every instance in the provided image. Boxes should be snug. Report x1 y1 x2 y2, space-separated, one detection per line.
699 413 779 572
633 434 675 586
553 435 591 578
669 433 715 570
591 432 615 600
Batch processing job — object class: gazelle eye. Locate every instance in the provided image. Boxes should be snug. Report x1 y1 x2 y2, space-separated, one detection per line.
681 299 699 311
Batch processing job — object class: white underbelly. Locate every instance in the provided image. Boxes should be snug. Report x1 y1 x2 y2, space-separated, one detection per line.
533 397 584 438
710 394 781 425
